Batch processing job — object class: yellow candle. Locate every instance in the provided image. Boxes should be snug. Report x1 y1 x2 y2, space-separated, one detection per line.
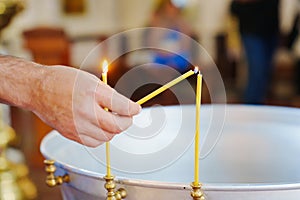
101 59 111 177
194 70 202 186
137 69 198 105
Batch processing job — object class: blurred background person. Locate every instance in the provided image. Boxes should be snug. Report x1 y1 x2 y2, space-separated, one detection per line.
280 0 300 98
147 0 193 73
231 0 280 104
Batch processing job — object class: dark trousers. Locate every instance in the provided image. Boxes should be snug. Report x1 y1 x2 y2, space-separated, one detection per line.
241 34 278 104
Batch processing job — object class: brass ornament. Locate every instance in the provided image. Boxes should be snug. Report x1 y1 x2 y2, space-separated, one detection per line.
104 175 127 200
0 107 37 199
44 160 70 187
190 183 205 200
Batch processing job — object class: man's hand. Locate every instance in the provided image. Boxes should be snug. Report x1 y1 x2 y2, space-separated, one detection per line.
33 65 141 147
0 56 141 147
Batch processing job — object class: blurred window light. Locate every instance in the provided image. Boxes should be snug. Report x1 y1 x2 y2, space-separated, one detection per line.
171 0 187 8
171 0 197 8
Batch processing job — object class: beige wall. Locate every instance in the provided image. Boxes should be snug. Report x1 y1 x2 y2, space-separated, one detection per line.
2 0 156 57
1 0 233 64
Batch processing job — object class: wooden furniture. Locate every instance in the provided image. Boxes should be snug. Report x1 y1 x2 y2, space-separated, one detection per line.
23 27 70 66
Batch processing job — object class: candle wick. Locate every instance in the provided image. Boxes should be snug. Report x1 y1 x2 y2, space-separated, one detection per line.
194 67 200 74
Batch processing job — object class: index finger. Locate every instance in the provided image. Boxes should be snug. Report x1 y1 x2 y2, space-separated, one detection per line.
95 81 141 116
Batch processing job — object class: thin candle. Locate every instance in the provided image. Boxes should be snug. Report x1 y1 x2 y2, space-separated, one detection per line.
101 59 111 177
137 68 198 105
194 68 202 186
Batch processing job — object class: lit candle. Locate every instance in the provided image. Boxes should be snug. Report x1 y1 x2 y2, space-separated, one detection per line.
101 59 108 85
137 68 198 105
101 59 111 177
194 68 202 186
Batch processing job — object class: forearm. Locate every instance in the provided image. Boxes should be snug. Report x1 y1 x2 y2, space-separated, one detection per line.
0 55 141 147
0 55 45 110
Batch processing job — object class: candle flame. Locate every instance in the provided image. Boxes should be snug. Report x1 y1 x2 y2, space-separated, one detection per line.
102 59 108 73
